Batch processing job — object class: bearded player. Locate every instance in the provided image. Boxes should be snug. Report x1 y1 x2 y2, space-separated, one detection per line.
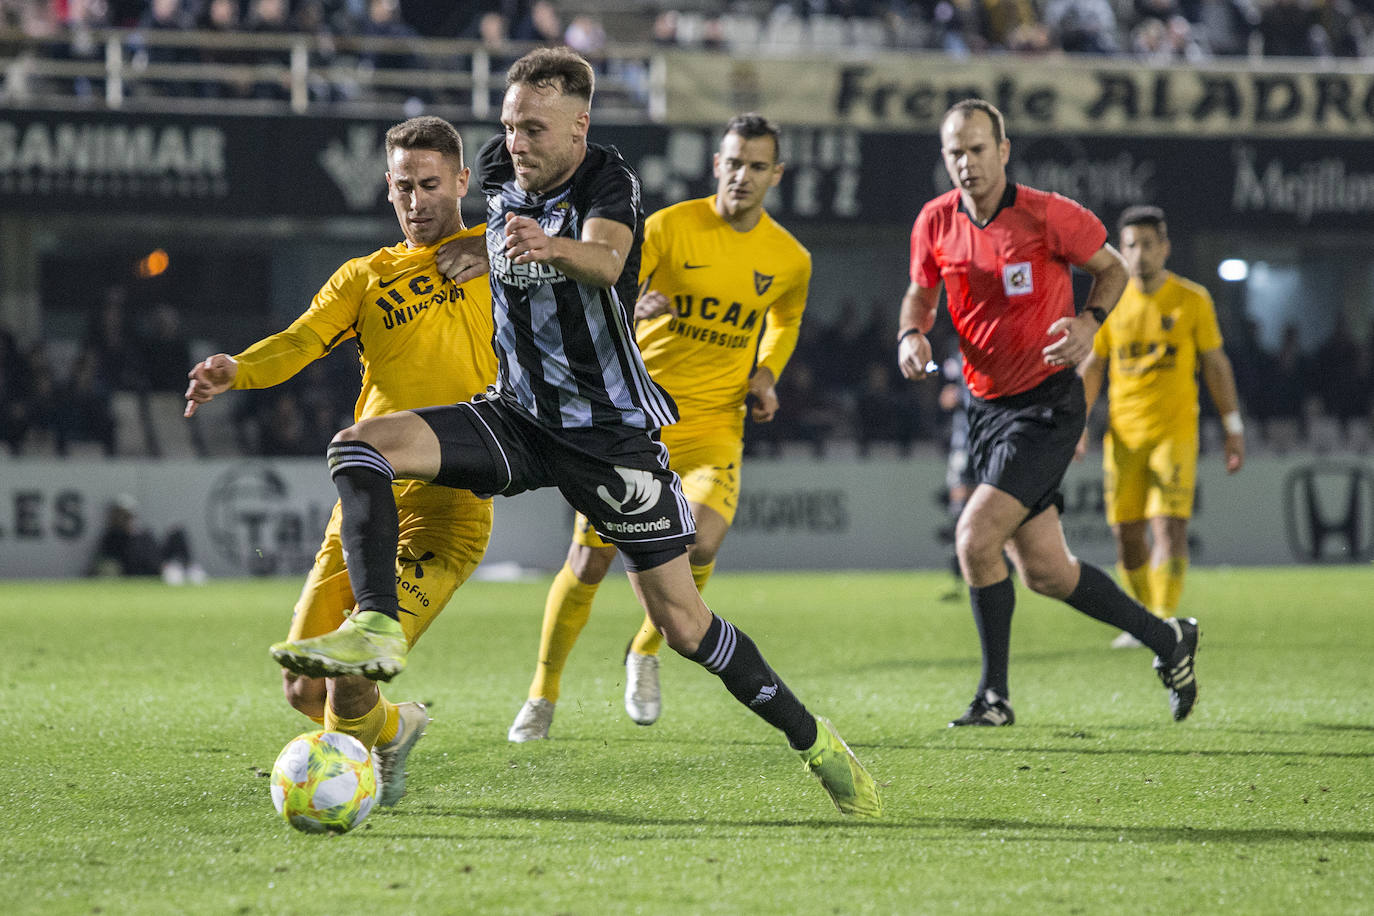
506 112 810 742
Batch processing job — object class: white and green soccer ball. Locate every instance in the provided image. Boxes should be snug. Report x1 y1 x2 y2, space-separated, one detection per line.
270 730 377 834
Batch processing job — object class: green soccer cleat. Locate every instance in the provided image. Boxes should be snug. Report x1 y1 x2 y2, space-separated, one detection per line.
375 701 430 806
270 610 408 682
799 716 882 818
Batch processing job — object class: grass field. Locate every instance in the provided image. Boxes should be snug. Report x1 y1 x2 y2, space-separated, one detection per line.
3 567 1372 915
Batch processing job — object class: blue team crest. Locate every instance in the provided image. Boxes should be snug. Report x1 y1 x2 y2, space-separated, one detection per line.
753 271 774 295
1161 313 1176 331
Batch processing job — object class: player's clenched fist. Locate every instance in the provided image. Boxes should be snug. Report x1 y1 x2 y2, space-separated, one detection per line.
504 212 556 264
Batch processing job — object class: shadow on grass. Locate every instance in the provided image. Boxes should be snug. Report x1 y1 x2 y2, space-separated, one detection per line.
379 804 1374 846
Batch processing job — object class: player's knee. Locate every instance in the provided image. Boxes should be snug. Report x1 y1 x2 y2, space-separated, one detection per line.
567 544 615 583
282 671 325 719
687 543 719 567
1020 560 1075 599
954 518 998 569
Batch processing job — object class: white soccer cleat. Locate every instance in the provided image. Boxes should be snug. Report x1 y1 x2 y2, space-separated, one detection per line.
374 701 430 807
508 698 554 742
624 651 661 725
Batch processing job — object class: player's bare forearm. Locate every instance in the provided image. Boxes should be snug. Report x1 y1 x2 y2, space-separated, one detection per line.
505 213 631 289
1079 245 1129 321
1078 352 1105 414
748 367 779 423
898 283 938 336
1202 347 1245 472
897 283 939 380
1200 348 1241 418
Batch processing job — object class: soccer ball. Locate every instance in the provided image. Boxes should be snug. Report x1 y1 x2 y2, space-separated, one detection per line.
270 730 377 834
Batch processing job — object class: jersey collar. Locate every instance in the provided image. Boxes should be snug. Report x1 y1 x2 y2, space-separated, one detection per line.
957 182 1017 229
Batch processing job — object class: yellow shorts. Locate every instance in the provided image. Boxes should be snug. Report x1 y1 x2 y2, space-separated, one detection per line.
288 480 493 646
573 425 743 548
1103 431 1198 525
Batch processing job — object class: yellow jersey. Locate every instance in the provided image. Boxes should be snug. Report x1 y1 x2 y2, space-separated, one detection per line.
634 196 810 438
1093 271 1224 448
231 226 497 421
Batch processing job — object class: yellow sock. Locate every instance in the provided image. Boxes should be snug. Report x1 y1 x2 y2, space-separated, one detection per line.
325 693 389 750
629 560 714 657
1149 557 1188 617
529 563 600 703
374 697 401 746
1117 562 1153 611
305 714 325 726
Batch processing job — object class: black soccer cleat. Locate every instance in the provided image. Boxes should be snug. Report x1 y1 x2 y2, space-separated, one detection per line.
1153 617 1200 721
949 689 1015 727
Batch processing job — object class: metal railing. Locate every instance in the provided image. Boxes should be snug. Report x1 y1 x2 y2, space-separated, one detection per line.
0 28 666 122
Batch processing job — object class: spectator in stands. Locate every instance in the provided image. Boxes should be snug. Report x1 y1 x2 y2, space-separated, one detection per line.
1043 0 1122 53
82 285 143 392
1255 322 1307 449
139 303 193 393
1257 0 1324 56
20 341 63 455
563 14 607 55
1312 313 1368 444
361 0 420 69
512 0 562 44
256 390 325 456
88 493 203 584
0 326 32 454
58 350 118 456
1191 0 1260 55
854 360 920 457
128 0 193 97
245 0 294 100
195 0 256 99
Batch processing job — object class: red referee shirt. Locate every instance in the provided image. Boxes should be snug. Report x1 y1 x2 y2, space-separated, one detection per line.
911 184 1107 399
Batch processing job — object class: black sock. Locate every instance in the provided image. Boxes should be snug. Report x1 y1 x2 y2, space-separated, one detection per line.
328 440 401 620
690 614 818 750
970 577 1015 699
1065 563 1174 656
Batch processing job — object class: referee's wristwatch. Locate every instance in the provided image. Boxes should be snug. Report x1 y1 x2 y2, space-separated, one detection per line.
1084 306 1108 325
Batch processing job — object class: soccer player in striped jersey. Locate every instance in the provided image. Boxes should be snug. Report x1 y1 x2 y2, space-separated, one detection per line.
899 99 1201 726
506 112 811 742
185 116 496 805
270 48 879 817
1076 206 1245 647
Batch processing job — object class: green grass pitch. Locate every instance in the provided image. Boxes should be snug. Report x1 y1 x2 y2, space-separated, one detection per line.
2 567 1372 914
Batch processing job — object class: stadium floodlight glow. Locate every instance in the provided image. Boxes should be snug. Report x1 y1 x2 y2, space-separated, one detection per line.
1217 259 1248 282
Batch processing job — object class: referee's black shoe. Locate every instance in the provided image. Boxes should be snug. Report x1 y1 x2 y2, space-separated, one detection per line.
1154 617 1200 721
949 689 1014 727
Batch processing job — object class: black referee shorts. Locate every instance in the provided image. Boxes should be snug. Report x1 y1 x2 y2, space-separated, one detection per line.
966 369 1086 519
413 394 695 567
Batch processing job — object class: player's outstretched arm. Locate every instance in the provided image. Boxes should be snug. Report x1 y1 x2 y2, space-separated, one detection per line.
184 354 238 418
1074 351 1106 461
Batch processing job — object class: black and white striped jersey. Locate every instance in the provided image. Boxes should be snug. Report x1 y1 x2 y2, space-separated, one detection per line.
477 135 677 431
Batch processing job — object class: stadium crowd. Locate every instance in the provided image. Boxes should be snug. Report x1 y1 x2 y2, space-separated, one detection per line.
1 0 1372 63
1 290 1371 460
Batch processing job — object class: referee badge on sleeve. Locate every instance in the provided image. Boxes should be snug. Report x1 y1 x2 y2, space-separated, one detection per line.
1003 262 1033 296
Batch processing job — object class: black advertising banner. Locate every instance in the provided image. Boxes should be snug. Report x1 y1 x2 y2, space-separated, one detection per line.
3 110 1374 233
